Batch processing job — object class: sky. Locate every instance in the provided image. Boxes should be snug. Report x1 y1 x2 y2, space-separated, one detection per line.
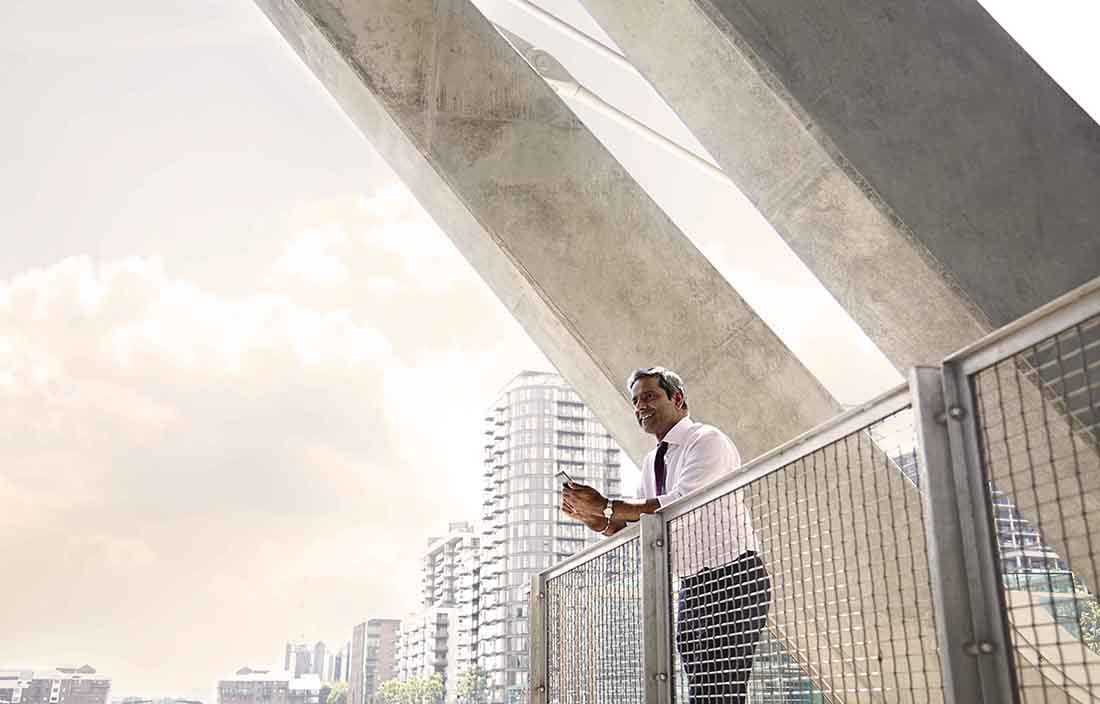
2 0 1098 700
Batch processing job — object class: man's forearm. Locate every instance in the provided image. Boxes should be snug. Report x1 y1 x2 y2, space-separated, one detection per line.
611 499 662 524
600 518 630 536
585 499 661 537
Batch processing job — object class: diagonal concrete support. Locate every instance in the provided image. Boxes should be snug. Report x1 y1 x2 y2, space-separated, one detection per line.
251 0 839 464
577 0 1100 369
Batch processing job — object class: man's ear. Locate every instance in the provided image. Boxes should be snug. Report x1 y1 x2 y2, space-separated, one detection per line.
674 391 685 410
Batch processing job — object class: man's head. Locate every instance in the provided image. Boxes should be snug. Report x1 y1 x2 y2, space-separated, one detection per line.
627 367 688 440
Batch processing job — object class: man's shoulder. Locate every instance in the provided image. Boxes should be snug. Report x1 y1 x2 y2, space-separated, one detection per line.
685 421 732 443
684 421 740 465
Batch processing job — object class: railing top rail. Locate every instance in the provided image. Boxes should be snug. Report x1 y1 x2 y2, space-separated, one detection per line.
944 275 1100 376
539 522 640 580
659 382 911 521
541 383 911 579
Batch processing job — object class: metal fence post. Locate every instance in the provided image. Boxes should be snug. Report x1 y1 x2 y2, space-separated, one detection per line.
640 513 672 704
530 572 548 704
910 366 987 703
939 362 1021 703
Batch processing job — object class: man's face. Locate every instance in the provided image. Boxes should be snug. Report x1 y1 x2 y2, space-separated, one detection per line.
630 376 684 438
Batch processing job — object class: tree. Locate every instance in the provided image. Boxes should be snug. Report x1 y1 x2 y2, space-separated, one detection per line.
376 674 444 704
1076 595 1100 653
456 668 489 704
405 678 425 704
326 682 347 704
421 674 444 704
378 680 406 704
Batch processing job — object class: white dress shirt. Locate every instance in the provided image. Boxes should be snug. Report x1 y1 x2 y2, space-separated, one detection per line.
637 416 760 558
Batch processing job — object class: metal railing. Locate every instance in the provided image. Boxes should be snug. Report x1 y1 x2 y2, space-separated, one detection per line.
530 276 1100 704
940 278 1100 704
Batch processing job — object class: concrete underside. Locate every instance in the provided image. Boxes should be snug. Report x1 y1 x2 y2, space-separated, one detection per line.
251 0 839 466
578 0 1100 370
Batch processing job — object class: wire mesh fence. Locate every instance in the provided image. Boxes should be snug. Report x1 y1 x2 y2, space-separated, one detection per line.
530 279 1100 704
971 312 1100 702
545 536 643 703
666 407 944 703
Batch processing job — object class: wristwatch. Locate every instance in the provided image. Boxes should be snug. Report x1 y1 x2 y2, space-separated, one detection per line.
603 499 615 520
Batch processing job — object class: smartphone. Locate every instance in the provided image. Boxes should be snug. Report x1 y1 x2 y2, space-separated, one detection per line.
555 470 575 487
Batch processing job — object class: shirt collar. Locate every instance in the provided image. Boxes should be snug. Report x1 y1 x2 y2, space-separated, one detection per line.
660 416 694 446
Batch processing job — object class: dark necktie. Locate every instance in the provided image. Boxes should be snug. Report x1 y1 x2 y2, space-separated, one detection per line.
654 441 669 496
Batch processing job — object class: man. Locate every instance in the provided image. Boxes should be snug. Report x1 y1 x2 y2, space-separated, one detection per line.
562 367 770 703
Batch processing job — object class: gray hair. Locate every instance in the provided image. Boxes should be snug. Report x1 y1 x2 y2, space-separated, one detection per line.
627 366 688 410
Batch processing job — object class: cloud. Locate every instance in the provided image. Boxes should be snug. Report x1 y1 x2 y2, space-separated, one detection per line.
270 225 351 288
0 183 550 699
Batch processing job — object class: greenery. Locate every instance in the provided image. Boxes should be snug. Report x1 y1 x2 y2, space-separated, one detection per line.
377 674 445 704
326 681 347 704
456 668 490 704
1078 597 1100 652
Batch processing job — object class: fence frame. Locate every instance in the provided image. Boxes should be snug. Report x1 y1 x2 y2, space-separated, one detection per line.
530 277 1100 704
530 572 549 704
911 365 1017 703
946 277 1100 379
936 276 1100 704
639 514 672 704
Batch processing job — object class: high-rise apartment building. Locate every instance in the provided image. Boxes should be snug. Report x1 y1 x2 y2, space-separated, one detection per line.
454 533 481 679
478 371 623 704
395 608 457 690
0 667 110 704
422 523 479 609
394 522 482 703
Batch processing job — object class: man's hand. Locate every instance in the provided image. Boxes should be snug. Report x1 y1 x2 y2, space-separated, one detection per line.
562 501 607 532
562 483 608 519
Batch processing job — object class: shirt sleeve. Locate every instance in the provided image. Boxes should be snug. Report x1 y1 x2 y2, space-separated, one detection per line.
656 429 737 506
635 448 654 500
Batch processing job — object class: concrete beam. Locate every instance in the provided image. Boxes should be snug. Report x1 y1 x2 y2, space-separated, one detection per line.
251 0 839 465
577 0 1100 371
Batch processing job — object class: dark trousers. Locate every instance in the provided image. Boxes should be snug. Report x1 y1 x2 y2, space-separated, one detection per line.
676 552 771 704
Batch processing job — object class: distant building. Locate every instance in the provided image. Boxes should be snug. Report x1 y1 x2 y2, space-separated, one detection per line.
478 371 623 703
114 697 202 704
282 645 312 679
217 669 321 704
363 621 399 704
349 620 399 704
883 443 1066 574
394 522 481 703
347 625 365 704
395 607 457 694
330 644 348 684
0 667 110 704
310 644 326 681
